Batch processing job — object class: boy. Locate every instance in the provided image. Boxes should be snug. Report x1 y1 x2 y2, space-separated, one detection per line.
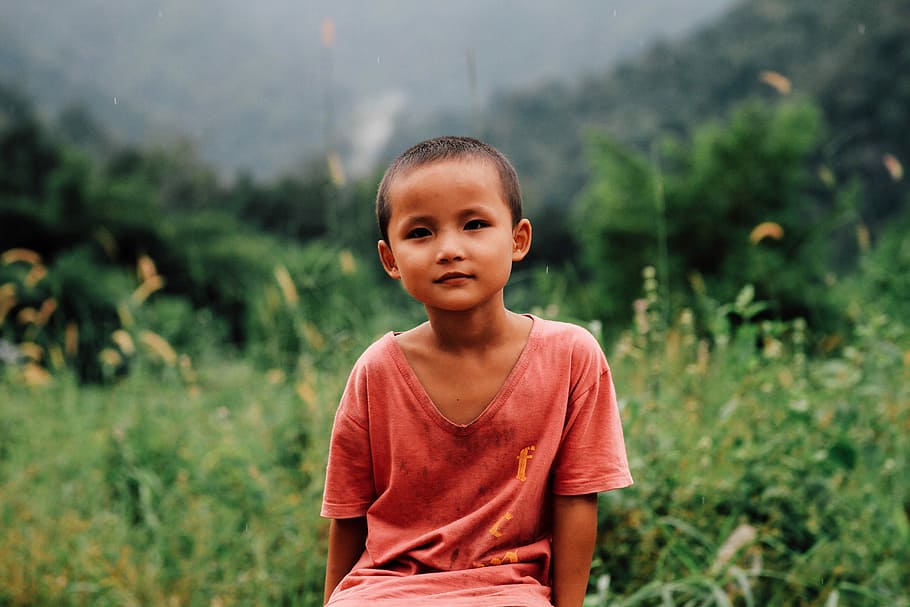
322 136 632 607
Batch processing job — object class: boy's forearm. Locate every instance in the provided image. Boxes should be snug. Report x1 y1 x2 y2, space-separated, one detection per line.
551 493 598 607
324 517 368 605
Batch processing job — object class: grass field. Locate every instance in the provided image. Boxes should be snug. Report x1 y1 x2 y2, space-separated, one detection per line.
1 287 908 607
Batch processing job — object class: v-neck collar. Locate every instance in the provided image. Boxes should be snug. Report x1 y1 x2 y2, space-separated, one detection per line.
384 314 540 436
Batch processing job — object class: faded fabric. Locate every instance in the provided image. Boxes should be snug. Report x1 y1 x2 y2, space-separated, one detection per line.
321 316 632 607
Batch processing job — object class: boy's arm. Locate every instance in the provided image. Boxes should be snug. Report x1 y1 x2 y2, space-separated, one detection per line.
551 493 599 607
324 516 368 605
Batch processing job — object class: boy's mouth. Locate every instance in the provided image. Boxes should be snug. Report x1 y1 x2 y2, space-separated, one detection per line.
435 272 473 283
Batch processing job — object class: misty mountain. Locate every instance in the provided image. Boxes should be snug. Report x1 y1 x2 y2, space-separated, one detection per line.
427 0 910 222
0 0 734 177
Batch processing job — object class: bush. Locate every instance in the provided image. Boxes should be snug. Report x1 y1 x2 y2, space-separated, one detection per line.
572 100 846 336
588 273 909 606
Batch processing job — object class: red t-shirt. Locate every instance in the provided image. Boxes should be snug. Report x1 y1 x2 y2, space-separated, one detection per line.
321 316 633 606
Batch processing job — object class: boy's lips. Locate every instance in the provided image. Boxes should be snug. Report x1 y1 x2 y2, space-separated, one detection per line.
435 271 473 283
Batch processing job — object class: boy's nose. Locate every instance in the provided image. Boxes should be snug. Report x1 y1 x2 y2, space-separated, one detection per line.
435 232 465 263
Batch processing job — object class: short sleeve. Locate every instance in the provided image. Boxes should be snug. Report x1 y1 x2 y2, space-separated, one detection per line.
551 340 633 496
321 361 376 519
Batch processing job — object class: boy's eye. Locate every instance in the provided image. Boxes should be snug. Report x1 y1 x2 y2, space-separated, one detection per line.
406 227 431 239
464 219 488 230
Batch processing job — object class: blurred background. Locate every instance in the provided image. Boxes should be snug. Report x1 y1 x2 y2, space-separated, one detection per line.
1 1 908 606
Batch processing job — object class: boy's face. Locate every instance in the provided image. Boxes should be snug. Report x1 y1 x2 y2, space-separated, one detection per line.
378 158 531 315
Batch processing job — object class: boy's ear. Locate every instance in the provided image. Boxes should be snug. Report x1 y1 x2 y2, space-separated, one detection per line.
377 239 401 279
511 219 532 262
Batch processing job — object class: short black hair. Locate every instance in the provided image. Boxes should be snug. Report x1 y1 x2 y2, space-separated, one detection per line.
376 136 523 243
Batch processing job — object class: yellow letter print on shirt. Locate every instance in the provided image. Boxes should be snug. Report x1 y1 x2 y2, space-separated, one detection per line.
516 445 536 481
489 512 513 538
474 550 520 568
490 550 519 565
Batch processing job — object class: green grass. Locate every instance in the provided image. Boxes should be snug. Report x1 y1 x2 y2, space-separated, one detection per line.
1 295 908 607
588 296 909 606
0 355 341 606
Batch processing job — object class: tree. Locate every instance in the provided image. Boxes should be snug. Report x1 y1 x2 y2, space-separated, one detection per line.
574 100 841 331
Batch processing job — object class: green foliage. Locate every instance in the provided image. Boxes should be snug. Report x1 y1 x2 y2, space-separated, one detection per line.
585 272 909 607
817 0 910 225
2 264 908 606
225 167 332 242
47 248 133 381
665 100 822 275
0 83 62 200
574 100 845 334
0 362 339 607
105 140 221 212
244 241 382 370
573 133 661 328
842 204 910 323
0 90 394 383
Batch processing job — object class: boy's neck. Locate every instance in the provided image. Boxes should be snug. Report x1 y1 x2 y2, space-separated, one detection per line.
423 304 521 353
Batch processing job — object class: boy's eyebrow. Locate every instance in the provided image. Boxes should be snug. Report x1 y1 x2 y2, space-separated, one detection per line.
398 206 496 224
457 206 495 218
397 214 435 226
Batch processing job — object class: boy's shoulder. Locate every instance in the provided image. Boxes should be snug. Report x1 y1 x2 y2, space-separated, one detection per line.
525 316 609 373
533 316 602 349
